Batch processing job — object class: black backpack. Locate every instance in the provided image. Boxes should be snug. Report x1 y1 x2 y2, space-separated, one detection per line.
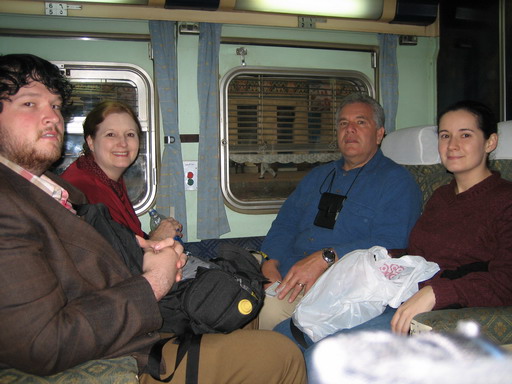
158 246 265 335
75 203 266 335
149 246 266 383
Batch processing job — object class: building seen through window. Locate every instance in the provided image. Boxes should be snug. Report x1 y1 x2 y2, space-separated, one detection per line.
220 67 373 212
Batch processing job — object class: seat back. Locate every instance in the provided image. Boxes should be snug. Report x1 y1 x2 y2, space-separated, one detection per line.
382 122 512 206
493 121 512 159
381 125 452 208
490 121 512 181
381 125 440 165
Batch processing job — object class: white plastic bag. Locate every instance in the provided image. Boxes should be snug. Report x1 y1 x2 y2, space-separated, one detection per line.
292 246 439 342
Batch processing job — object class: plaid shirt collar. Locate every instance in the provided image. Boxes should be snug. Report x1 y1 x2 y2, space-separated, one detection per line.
0 154 76 213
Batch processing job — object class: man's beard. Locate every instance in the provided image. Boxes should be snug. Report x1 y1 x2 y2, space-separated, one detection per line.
0 131 63 176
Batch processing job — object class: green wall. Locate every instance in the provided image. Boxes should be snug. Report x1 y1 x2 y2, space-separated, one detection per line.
0 14 438 240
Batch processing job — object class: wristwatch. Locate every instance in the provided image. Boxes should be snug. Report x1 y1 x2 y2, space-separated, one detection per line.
322 248 336 267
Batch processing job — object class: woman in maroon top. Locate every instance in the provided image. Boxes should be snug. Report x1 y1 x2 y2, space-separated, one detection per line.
391 100 512 334
62 101 182 240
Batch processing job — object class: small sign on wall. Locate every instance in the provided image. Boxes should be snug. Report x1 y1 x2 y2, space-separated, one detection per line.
183 161 198 191
45 2 82 16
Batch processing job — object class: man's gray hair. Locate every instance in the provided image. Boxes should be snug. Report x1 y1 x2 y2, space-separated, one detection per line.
335 93 385 129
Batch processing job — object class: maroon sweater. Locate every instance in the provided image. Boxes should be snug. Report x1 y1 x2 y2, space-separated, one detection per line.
408 172 512 310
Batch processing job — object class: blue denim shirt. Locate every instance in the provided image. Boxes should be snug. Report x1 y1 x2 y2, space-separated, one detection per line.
261 149 422 276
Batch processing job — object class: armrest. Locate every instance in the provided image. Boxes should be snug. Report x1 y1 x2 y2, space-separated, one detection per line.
411 306 512 346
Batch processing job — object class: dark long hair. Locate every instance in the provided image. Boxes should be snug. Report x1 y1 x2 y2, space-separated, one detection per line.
437 100 497 139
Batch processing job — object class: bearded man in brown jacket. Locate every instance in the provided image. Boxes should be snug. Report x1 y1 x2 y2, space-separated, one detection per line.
0 53 306 384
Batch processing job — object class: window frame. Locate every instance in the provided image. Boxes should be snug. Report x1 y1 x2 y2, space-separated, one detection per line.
51 61 158 215
220 66 375 213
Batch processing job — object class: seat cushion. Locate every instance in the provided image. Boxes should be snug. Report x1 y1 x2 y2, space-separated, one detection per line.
0 356 139 384
411 306 512 346
490 159 512 182
403 164 453 207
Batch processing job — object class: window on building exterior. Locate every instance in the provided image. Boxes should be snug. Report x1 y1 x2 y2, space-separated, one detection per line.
220 67 374 213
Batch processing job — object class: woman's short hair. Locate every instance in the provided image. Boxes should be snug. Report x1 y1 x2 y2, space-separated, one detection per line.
82 101 142 154
335 93 385 130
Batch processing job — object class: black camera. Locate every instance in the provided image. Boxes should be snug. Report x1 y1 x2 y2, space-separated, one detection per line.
314 192 346 229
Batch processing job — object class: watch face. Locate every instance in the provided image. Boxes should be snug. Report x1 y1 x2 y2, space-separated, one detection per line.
323 249 335 264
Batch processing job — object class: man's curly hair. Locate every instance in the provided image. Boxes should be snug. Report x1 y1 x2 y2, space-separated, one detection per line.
0 54 73 116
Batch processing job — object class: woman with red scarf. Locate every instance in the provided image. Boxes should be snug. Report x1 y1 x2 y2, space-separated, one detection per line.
62 101 182 240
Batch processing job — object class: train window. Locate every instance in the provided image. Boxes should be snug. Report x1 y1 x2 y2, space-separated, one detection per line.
220 67 373 213
50 61 157 215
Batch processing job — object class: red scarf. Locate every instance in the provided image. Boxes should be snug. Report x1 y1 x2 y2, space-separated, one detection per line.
74 154 145 238
76 154 126 198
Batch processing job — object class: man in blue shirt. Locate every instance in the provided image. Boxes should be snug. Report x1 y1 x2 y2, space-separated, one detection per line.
258 93 422 330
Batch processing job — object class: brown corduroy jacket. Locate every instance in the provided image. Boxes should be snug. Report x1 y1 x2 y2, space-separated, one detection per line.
0 164 161 376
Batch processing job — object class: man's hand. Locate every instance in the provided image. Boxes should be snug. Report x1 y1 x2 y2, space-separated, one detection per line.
149 217 183 242
261 259 282 289
138 236 188 301
136 235 176 252
277 250 329 303
391 286 436 334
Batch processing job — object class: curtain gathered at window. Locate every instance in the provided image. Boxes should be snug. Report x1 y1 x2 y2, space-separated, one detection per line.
378 34 399 133
196 23 230 239
149 20 188 239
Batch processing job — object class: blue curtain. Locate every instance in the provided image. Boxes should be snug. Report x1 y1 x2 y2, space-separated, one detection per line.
149 21 188 239
196 23 230 239
378 34 399 133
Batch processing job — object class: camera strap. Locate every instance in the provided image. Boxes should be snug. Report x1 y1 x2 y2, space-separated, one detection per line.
319 163 365 196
